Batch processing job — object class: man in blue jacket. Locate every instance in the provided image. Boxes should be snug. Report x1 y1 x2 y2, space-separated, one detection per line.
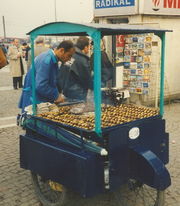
19 40 75 111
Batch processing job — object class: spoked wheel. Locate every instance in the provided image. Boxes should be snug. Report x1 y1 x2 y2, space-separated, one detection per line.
114 179 165 206
31 172 69 206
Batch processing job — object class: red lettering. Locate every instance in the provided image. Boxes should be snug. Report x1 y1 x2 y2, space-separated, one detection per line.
164 0 177 8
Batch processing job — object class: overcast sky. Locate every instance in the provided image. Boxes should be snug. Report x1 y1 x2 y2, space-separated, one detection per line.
0 0 94 38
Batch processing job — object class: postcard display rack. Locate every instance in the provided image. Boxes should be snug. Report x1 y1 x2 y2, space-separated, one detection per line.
116 34 161 105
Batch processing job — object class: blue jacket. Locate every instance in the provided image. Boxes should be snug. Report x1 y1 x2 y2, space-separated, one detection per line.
19 49 59 111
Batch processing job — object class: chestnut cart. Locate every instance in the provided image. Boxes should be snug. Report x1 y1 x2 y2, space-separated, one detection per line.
19 22 171 206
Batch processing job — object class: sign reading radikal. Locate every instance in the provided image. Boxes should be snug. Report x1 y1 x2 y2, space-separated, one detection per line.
94 0 137 16
94 0 180 17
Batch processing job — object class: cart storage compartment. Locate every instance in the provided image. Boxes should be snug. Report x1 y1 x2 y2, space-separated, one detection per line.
20 135 104 197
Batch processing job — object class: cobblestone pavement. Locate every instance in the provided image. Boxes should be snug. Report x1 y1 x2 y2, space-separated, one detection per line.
0 66 180 206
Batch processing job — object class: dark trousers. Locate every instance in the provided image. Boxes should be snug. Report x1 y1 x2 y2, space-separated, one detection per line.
13 76 23 89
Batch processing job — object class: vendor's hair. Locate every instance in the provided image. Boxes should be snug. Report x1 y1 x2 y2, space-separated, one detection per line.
76 36 89 50
57 40 74 52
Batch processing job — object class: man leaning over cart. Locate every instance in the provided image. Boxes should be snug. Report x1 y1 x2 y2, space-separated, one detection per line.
18 40 75 112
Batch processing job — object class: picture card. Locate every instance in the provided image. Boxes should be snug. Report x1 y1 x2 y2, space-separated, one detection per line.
130 62 137 69
138 49 144 56
124 50 131 56
137 63 144 69
130 69 137 75
145 36 152 42
138 37 145 43
144 56 151 62
124 56 131 62
145 43 151 49
131 50 138 56
132 44 138 49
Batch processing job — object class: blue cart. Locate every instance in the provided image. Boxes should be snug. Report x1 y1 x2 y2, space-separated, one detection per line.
20 22 171 206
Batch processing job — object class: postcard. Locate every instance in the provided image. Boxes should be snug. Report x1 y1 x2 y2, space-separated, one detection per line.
132 37 138 42
130 63 137 69
143 89 149 95
130 69 137 75
129 88 136 93
131 56 137 62
124 50 131 56
144 63 150 69
138 37 145 43
144 49 152 55
145 43 151 49
145 36 152 42
132 44 138 49
137 69 143 75
137 44 144 49
137 63 143 69
143 82 149 88
136 88 142 94
124 56 131 62
138 49 144 56
136 75 143 81
131 50 138 56
144 56 151 62
136 56 143 63
144 69 150 75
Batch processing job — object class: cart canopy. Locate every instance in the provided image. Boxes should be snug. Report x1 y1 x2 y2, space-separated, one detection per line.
27 21 171 37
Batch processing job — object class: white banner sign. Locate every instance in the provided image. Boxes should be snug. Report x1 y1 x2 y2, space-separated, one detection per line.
94 0 138 17
141 0 180 15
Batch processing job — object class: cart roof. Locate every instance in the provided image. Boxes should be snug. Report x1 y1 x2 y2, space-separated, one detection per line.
27 21 171 36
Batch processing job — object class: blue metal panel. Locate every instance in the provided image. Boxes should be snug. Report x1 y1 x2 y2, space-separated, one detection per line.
129 146 171 190
108 116 170 190
108 127 129 191
20 135 104 197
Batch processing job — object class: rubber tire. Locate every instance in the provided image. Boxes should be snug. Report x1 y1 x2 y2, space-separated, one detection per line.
114 180 165 206
31 172 69 206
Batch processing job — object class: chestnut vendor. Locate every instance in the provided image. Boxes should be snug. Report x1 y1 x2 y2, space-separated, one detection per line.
18 40 75 111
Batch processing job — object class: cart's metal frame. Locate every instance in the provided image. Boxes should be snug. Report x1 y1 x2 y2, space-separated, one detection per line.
20 22 172 205
27 22 170 135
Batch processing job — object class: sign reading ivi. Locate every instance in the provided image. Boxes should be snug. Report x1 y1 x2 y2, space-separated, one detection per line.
95 0 135 9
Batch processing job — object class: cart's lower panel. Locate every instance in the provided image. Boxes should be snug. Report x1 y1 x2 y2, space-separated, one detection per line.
20 135 104 197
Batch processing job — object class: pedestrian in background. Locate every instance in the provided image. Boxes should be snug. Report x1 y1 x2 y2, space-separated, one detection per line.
58 36 93 101
27 36 48 70
22 42 30 62
8 39 24 90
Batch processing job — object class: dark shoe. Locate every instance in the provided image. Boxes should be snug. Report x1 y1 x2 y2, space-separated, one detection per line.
14 88 18 90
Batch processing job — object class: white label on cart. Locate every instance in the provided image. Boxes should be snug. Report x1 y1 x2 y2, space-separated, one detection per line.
129 127 140 139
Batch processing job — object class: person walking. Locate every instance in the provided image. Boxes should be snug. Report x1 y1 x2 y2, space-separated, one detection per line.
27 36 48 70
8 39 24 90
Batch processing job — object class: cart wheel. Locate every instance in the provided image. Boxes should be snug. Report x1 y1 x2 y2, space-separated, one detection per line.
31 172 69 206
114 179 165 206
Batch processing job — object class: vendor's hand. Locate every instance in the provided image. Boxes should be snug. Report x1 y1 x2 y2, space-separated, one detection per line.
54 94 65 104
